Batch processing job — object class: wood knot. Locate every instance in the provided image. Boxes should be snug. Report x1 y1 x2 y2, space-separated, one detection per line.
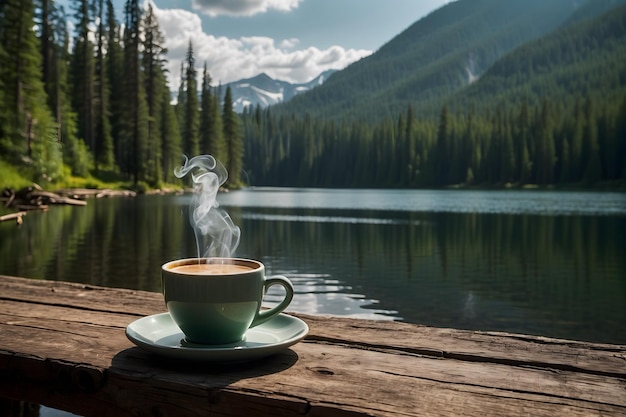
309 367 334 376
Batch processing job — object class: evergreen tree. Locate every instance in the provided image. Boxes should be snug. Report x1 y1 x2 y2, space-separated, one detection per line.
120 0 149 183
199 63 225 162
160 87 182 183
69 0 96 159
464 108 480 184
405 104 418 185
501 116 516 184
582 97 602 183
94 0 114 170
175 61 186 129
181 40 199 157
39 0 53 106
105 0 123 169
615 95 626 179
434 105 451 185
141 3 168 185
0 0 62 181
48 4 90 176
569 98 585 182
222 86 243 186
516 101 533 184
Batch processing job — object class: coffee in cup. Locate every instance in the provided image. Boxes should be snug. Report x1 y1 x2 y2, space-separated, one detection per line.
162 257 294 345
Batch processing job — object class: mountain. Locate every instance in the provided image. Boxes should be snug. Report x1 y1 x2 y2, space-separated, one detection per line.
274 0 625 121
449 3 626 112
221 70 335 113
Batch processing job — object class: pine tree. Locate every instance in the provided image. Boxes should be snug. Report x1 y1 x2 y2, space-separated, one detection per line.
175 61 186 130
0 0 62 181
142 3 169 185
70 0 96 159
464 108 480 184
534 99 556 184
434 105 451 186
615 95 626 180
120 0 149 183
222 86 243 186
94 0 114 170
516 101 533 184
569 98 585 182
582 97 602 183
47 4 90 176
39 0 53 105
405 104 418 185
105 0 123 169
501 119 516 184
181 40 199 157
199 63 225 162
160 87 182 183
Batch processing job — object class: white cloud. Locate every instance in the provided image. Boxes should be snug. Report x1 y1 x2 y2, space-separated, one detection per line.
153 5 372 88
279 37 299 50
191 0 303 17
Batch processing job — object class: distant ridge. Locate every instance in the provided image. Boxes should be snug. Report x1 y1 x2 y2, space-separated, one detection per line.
220 70 336 113
450 3 626 111
273 0 624 121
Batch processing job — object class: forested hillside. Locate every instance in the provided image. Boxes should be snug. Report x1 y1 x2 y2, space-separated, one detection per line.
1 0 624 191
451 3 626 112
241 4 626 187
277 0 605 122
0 0 243 189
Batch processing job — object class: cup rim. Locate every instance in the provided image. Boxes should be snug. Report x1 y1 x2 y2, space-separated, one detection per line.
162 257 262 275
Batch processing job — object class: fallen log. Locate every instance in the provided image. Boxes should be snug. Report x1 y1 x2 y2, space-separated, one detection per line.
95 189 137 198
53 188 138 199
53 188 101 199
0 211 26 223
47 196 88 206
15 204 48 212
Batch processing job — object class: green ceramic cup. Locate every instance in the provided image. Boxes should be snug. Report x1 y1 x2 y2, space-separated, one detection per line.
162 257 294 345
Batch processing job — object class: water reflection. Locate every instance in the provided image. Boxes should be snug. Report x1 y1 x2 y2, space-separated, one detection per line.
1 190 625 344
220 187 626 215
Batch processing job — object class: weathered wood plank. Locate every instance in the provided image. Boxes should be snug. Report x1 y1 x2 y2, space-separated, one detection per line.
1 275 625 417
1 275 623 378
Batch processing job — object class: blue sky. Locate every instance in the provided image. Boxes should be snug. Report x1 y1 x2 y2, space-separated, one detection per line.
104 0 452 86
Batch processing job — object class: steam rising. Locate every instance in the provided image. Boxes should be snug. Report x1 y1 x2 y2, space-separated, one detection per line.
174 155 241 259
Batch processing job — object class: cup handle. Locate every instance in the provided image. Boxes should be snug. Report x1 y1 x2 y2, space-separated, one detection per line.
250 275 294 328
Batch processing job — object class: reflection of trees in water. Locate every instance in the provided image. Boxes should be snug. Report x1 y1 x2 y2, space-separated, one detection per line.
0 195 196 292
1 198 624 342
238 208 626 343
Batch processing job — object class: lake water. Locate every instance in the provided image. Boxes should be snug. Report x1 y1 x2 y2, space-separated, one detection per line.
1 188 625 344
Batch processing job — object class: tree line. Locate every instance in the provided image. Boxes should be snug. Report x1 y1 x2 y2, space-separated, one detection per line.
242 93 626 187
1 0 624 190
0 0 243 188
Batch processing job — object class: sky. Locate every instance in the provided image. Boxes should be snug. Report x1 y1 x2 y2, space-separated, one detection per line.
106 0 453 87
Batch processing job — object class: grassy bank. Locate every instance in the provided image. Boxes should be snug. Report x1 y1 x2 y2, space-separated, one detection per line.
0 159 183 193
0 160 34 190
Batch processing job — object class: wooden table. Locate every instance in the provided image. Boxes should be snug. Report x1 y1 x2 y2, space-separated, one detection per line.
1 275 624 416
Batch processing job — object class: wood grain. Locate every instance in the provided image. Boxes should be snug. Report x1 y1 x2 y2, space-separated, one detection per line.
1 275 624 416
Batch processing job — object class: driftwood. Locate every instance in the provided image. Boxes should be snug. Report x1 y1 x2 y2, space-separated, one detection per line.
1 186 137 222
54 188 137 199
0 211 26 224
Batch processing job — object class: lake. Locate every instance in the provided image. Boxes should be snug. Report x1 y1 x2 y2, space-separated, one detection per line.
1 188 625 344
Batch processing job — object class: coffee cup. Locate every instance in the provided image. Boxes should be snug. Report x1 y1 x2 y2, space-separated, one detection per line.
162 257 294 345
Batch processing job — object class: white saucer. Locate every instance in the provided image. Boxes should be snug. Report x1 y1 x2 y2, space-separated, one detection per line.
126 312 308 362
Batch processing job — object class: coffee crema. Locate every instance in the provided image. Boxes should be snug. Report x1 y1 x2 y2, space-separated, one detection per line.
171 263 254 275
